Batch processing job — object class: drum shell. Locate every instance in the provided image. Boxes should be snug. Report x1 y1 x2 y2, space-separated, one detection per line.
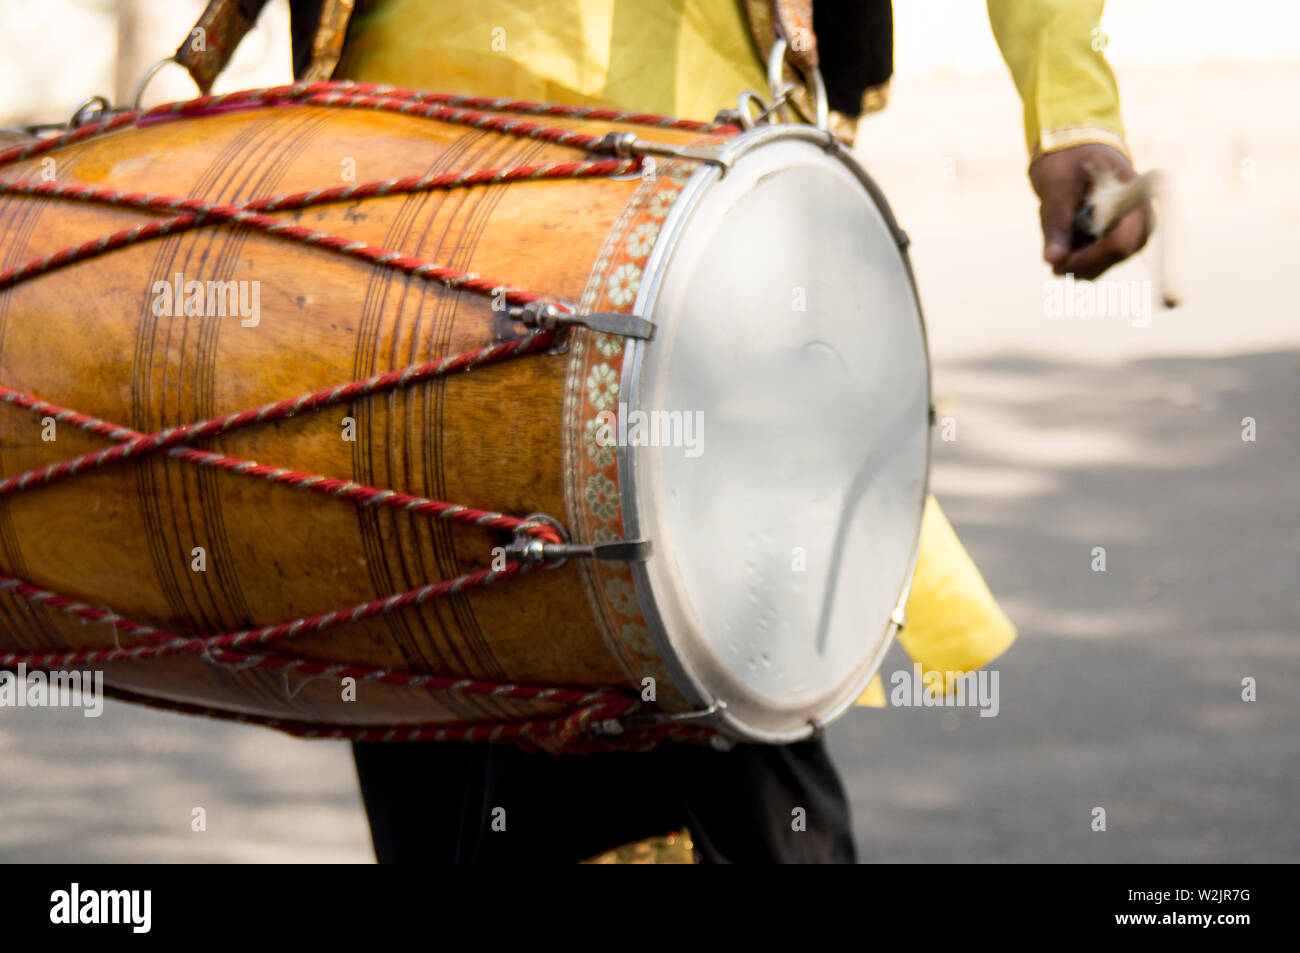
0 103 705 727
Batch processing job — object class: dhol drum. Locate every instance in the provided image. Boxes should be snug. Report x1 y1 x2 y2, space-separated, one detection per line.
0 83 930 749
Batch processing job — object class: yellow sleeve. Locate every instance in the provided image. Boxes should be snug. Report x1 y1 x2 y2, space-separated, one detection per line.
986 0 1128 161
856 496 1016 707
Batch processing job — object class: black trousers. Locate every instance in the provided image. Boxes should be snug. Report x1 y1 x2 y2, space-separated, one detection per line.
352 737 856 864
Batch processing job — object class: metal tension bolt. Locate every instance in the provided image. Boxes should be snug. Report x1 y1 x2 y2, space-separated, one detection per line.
505 536 653 567
595 131 731 171
588 700 729 740
510 300 655 340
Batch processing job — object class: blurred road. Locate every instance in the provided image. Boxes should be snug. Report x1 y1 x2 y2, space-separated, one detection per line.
831 351 1300 862
2 61 1297 862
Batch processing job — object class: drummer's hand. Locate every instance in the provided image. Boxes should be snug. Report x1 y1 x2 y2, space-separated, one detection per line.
1029 143 1154 280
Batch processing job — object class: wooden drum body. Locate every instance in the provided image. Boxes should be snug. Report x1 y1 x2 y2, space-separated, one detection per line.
0 85 930 747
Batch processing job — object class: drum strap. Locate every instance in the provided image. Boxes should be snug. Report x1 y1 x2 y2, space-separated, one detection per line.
294 0 358 82
174 0 273 94
742 0 894 143
170 0 357 93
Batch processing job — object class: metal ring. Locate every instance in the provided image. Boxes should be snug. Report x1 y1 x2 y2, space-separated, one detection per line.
734 90 767 131
514 512 570 569
766 37 829 132
67 95 111 130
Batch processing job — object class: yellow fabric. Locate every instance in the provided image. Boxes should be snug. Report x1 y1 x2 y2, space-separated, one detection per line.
986 0 1127 160
338 1 1031 707
341 1 1127 159
338 0 767 123
854 496 1016 706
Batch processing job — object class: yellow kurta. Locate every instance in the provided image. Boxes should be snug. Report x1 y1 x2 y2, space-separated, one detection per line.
338 0 768 122
339 0 1128 160
986 0 1128 160
334 0 1128 706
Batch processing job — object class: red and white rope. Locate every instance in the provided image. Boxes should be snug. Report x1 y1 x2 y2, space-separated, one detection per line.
0 160 640 295
0 385 552 538
0 81 730 751
0 331 559 499
0 80 737 171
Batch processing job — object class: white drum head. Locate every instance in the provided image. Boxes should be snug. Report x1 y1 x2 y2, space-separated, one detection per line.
622 127 931 742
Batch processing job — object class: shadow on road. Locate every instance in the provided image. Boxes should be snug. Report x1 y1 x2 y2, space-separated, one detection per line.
831 349 1300 862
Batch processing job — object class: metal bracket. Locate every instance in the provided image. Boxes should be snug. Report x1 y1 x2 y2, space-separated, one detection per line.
597 131 731 173
589 700 728 736
510 300 654 340
504 515 651 568
505 535 652 567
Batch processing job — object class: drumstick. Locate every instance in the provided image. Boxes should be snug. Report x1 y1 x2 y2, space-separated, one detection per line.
1073 167 1159 240
1073 165 1181 308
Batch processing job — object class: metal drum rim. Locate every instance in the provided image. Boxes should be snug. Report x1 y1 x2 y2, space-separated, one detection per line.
617 124 934 743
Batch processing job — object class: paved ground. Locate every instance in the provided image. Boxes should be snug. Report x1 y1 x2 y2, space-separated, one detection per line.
1 62 1296 863
831 349 1300 863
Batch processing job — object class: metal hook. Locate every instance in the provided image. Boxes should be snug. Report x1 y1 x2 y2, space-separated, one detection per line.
132 56 189 110
67 95 112 129
767 37 829 132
